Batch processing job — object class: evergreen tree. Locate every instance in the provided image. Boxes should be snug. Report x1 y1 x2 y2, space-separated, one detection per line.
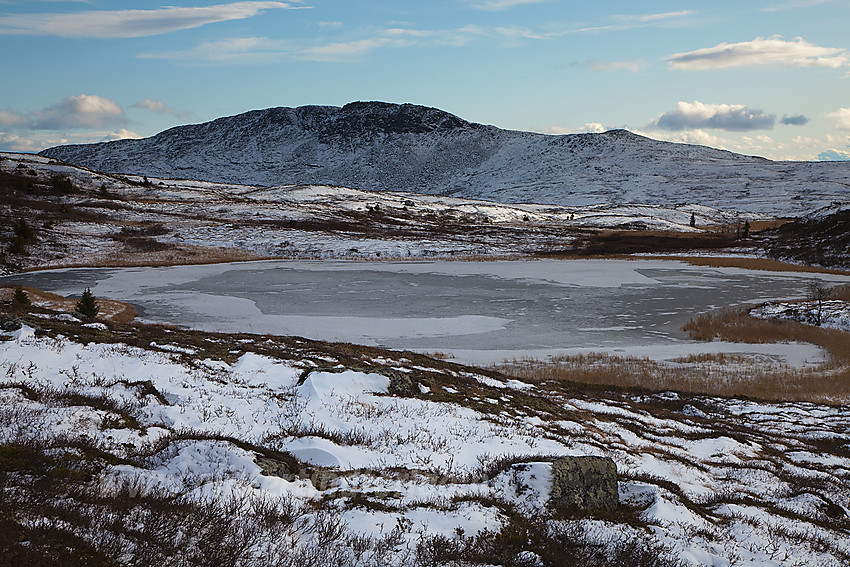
75 288 99 318
742 220 750 239
12 287 30 306
14 218 34 242
689 213 696 228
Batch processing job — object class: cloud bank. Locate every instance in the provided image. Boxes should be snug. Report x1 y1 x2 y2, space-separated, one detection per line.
828 107 850 130
667 37 848 70
0 94 125 132
0 1 302 39
652 101 776 132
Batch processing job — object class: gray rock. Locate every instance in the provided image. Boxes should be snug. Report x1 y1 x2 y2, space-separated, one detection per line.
0 315 22 332
387 370 417 397
549 456 618 513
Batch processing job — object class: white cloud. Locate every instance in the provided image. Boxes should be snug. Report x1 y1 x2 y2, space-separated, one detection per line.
462 0 548 11
651 101 775 132
0 110 29 127
544 122 607 135
30 94 124 130
762 0 835 11
0 1 304 39
140 36 289 63
659 129 726 148
317 21 342 30
141 26 489 63
133 98 177 115
667 36 848 70
299 38 392 61
103 128 142 141
828 107 850 130
589 60 644 72
611 10 695 24
0 132 46 152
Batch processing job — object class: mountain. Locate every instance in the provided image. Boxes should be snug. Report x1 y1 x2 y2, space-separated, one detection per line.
40 102 850 216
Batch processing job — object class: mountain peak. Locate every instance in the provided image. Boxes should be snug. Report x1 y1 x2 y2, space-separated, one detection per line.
329 101 472 135
38 102 849 216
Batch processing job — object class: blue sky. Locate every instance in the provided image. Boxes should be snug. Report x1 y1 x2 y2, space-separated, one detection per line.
1 0 848 160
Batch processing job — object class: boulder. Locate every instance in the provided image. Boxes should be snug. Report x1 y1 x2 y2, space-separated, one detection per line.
549 456 618 513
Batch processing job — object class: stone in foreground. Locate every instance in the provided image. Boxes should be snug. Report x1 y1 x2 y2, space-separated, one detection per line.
549 456 618 513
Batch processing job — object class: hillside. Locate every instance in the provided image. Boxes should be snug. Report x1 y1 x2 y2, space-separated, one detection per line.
2 152 765 275
1 301 849 566
765 206 850 269
40 102 850 217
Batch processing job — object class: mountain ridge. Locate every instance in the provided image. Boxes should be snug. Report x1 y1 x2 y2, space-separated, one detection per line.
40 101 849 216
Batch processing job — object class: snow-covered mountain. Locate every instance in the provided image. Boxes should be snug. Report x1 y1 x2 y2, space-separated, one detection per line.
40 102 850 216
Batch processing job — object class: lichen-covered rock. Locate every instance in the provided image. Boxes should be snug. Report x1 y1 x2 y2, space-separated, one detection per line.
387 370 417 397
255 456 294 481
549 456 618 513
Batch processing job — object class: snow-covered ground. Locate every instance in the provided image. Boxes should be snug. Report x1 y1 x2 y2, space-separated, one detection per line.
1 151 767 273
2 318 849 565
752 299 850 332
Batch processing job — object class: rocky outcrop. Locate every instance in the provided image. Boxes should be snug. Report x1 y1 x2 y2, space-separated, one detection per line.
549 456 618 513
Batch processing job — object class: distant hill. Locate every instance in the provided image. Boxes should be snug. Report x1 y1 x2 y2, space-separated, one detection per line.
40 101 850 216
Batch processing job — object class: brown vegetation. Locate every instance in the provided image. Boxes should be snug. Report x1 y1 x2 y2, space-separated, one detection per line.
682 306 850 364
0 286 136 324
535 229 742 257
648 255 850 275
500 307 850 404
27 244 267 272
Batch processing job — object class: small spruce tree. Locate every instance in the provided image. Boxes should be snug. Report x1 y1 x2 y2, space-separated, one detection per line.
75 288 99 319
689 213 696 228
14 218 34 242
12 287 31 306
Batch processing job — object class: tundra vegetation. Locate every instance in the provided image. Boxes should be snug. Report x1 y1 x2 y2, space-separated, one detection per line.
1 293 849 566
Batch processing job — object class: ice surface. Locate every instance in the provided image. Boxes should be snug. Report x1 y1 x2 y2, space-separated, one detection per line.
5 259 848 365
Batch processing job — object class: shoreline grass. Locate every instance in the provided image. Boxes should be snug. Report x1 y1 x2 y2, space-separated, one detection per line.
499 307 850 404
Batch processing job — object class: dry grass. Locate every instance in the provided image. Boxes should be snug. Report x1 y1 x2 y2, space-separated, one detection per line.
828 284 850 301
682 306 850 364
0 286 136 324
25 244 268 271
499 308 850 404
499 352 850 404
640 255 850 275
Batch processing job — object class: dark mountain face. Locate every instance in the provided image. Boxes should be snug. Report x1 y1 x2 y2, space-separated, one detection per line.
319 102 472 137
39 102 850 216
765 208 850 269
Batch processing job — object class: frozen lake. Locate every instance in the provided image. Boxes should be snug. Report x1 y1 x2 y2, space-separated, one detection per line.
4 259 849 365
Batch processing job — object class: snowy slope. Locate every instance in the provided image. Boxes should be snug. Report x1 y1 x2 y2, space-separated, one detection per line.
39 102 850 217
2 316 849 566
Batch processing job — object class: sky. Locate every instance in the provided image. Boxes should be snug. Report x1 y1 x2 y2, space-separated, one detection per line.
0 0 848 161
